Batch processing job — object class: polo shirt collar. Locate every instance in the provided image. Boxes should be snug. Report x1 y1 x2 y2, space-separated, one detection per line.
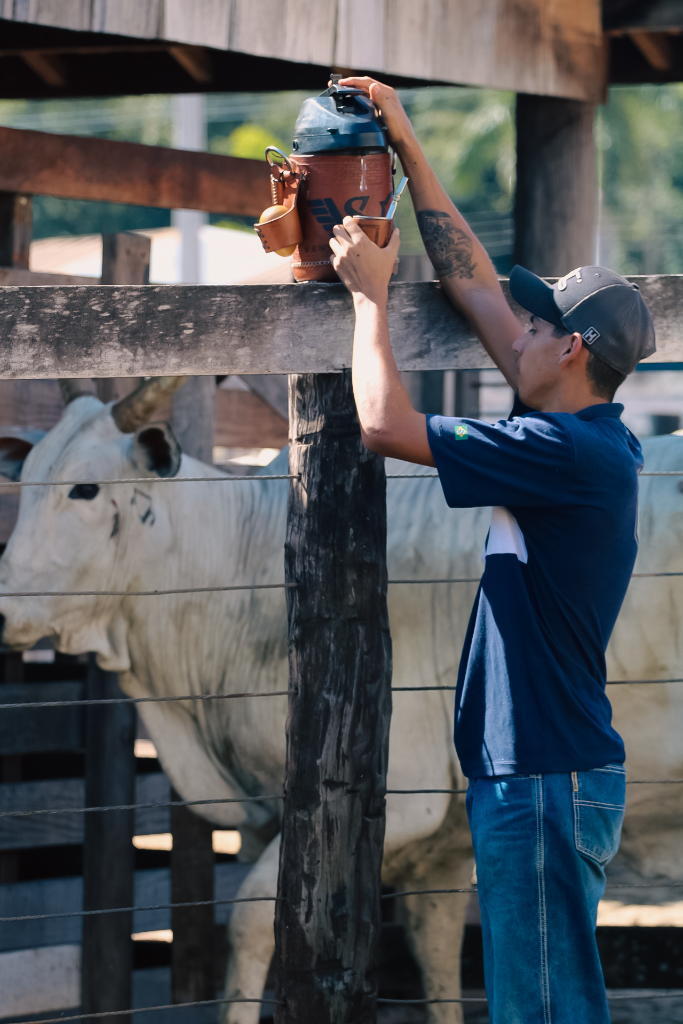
574 403 624 421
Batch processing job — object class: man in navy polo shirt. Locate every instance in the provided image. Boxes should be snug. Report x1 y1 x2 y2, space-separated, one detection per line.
329 77 656 1024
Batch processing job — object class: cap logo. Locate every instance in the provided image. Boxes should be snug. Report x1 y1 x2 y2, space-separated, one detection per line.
582 326 600 345
557 268 583 291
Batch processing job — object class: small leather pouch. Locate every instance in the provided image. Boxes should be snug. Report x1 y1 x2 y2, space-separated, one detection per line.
254 162 304 254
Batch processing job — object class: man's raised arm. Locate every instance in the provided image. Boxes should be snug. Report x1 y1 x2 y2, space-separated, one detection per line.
339 77 522 389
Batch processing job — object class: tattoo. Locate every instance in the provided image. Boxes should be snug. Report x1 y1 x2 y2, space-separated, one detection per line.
416 210 477 280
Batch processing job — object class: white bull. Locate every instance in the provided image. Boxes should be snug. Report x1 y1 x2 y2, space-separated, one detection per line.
0 383 681 1024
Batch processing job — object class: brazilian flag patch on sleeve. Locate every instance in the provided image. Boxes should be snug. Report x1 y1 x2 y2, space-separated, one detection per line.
454 424 469 440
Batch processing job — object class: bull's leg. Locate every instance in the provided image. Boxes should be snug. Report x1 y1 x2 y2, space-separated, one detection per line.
401 854 475 1024
221 834 280 1024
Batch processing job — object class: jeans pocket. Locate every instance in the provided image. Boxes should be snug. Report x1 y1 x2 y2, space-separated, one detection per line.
572 764 626 866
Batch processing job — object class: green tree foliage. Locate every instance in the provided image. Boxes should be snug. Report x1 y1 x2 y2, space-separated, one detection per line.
599 85 683 275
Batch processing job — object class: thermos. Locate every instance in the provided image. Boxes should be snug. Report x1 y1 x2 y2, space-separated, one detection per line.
255 77 395 283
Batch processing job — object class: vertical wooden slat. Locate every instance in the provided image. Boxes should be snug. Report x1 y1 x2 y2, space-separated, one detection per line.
275 370 392 1023
0 193 32 269
170 790 216 1004
170 376 216 1003
81 657 136 1024
101 231 151 286
514 95 597 276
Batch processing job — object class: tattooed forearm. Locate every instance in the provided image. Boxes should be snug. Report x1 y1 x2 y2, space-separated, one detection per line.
416 210 477 280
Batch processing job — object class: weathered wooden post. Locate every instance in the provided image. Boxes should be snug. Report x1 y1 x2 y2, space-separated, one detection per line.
514 95 597 275
275 370 392 1023
80 232 152 1021
81 657 136 1023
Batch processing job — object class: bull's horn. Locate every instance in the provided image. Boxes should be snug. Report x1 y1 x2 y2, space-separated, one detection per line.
111 376 188 433
59 379 98 405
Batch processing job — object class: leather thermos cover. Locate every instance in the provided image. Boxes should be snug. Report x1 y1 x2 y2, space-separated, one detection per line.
291 152 392 282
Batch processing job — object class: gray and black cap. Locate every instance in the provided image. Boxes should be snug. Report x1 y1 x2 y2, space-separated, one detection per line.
509 265 656 376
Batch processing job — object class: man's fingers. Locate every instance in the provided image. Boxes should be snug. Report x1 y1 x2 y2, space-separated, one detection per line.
387 227 401 256
332 222 352 243
337 76 380 95
328 235 343 255
342 215 365 241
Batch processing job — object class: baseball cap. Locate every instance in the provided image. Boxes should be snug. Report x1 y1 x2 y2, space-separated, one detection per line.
509 265 656 376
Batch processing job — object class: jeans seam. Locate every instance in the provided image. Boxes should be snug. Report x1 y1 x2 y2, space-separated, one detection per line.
535 775 552 1024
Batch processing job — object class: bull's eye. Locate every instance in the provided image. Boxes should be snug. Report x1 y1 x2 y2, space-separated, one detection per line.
69 483 100 501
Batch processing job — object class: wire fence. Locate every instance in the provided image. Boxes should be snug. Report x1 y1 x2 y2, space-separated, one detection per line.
4 459 683 1020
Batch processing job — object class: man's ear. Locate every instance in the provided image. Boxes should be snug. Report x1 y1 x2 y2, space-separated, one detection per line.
131 422 182 478
560 332 585 365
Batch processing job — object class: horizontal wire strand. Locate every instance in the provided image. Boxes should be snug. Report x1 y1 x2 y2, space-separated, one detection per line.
6 881 682 924
0 582 294 598
0 474 297 489
0 471 677 492
0 571 680 601
382 882 683 900
5 779 681 819
378 993 683 1004
3 678 681 711
0 794 283 818
0 690 288 710
1 895 282 924
2 995 282 1024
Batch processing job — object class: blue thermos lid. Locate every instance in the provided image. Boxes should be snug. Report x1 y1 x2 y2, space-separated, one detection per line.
291 79 388 155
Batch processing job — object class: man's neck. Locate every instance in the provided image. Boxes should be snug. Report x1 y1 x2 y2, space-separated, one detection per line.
534 383 609 415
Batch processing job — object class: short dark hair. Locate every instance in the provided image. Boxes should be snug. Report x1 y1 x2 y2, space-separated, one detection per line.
551 324 626 400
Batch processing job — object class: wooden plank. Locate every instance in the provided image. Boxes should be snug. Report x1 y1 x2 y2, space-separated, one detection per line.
0 277 681 378
0 682 85 755
0 127 271 217
352 0 605 103
163 0 232 49
92 0 162 39
275 370 391 1023
22 0 93 32
171 793 215 1005
0 774 170 851
81 661 135 1023
0 0 605 102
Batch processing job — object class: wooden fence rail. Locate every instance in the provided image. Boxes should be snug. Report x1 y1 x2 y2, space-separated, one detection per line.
1 276 682 379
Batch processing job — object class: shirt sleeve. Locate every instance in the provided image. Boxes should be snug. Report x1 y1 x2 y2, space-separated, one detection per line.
426 410 576 509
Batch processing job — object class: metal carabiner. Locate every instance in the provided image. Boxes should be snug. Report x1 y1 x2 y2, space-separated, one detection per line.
265 147 295 180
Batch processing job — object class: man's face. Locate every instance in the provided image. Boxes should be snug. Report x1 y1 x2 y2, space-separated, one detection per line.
512 316 571 408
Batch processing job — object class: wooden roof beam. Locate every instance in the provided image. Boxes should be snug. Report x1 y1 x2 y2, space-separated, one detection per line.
20 50 66 88
168 45 212 84
629 30 674 70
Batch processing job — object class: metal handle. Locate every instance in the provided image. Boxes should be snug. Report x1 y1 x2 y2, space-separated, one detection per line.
265 147 295 177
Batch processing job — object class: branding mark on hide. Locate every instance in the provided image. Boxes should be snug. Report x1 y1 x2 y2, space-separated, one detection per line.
131 488 155 526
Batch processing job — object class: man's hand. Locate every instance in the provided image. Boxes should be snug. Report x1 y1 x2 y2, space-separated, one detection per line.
336 77 416 152
329 217 401 306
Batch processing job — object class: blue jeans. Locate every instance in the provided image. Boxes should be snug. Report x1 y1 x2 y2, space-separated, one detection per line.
466 766 626 1024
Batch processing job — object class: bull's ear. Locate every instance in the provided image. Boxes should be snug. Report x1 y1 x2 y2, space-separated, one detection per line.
131 423 181 478
0 430 45 481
